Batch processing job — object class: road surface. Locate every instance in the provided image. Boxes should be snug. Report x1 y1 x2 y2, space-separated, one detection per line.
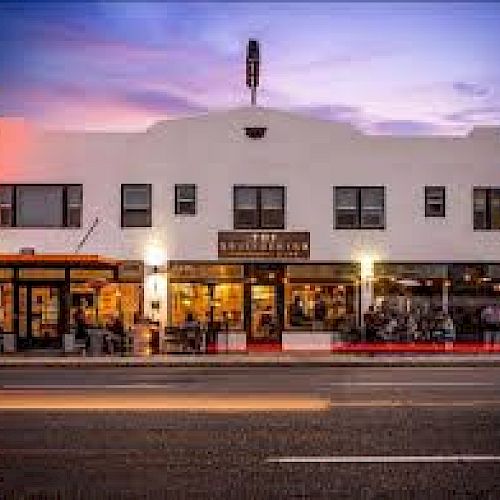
1 366 499 498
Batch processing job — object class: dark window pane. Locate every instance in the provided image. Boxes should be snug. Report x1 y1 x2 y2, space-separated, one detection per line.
0 186 13 227
0 208 12 227
336 210 358 228
425 186 445 217
234 209 259 229
335 188 359 228
67 185 82 227
177 201 196 215
123 185 150 209
16 185 63 227
335 188 357 209
176 184 196 215
361 211 384 228
122 184 151 227
261 187 283 209
0 185 13 205
360 187 384 228
67 185 82 206
261 209 284 228
491 189 500 229
176 184 195 201
361 187 384 209
67 208 82 228
123 210 151 227
473 189 488 229
235 187 257 209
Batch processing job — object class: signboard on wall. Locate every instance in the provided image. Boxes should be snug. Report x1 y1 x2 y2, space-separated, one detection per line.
118 260 144 283
218 231 310 259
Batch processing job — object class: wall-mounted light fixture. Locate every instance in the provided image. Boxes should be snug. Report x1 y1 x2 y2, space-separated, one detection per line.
360 255 375 281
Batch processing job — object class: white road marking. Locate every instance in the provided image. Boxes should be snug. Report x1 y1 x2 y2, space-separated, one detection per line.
267 455 500 464
0 384 180 390
324 382 494 387
3 382 492 390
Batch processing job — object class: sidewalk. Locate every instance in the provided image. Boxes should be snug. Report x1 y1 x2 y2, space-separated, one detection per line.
2 353 500 367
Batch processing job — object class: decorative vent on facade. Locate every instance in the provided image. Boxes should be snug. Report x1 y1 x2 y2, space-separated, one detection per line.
244 127 267 139
19 247 35 255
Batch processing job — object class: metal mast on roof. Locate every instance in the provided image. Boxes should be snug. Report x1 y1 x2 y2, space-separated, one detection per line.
246 39 260 106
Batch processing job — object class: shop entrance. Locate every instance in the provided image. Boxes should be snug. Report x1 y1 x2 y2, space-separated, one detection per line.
245 264 284 347
250 285 278 341
17 284 63 349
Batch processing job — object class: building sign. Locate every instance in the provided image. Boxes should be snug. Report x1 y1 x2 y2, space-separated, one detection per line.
218 231 310 259
287 263 359 281
375 263 448 279
168 263 243 282
118 260 144 283
70 269 115 282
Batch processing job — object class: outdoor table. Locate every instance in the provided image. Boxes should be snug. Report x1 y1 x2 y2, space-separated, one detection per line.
87 328 106 356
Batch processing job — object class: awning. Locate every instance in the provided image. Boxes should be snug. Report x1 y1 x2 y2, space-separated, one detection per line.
0 254 119 268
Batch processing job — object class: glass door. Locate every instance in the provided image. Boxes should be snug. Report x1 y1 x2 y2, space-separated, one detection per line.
250 285 277 340
18 285 62 349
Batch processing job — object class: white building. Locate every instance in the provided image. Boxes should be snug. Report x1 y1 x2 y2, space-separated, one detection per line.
1 107 499 351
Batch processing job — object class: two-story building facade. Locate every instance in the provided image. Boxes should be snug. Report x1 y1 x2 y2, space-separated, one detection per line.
1 107 499 351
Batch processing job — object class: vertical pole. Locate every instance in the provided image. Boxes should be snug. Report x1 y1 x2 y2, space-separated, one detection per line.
251 87 256 106
360 279 374 327
442 279 449 314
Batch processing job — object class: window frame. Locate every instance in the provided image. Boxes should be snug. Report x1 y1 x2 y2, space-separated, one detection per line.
425 186 446 218
121 183 152 228
333 186 385 230
233 185 286 230
0 184 82 229
473 187 500 231
175 183 197 216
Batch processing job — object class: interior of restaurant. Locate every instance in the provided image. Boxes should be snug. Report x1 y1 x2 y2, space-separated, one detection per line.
0 257 143 349
167 262 358 340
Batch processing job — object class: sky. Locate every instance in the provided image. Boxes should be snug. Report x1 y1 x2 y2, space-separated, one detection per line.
0 1 499 135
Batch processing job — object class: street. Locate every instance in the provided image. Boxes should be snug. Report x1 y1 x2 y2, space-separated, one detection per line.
1 366 499 498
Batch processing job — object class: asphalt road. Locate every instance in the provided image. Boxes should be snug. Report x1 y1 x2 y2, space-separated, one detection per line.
1 366 499 498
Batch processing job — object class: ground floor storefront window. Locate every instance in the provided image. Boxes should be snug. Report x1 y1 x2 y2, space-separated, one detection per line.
70 282 142 331
0 256 143 349
167 262 358 345
284 264 357 336
168 264 244 331
285 284 352 331
169 282 244 329
0 280 13 333
448 264 500 341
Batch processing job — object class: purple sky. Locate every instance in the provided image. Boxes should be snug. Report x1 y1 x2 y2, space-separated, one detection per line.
1 2 499 134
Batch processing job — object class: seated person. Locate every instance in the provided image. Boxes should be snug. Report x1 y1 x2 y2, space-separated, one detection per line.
183 312 201 351
289 295 305 327
259 306 274 337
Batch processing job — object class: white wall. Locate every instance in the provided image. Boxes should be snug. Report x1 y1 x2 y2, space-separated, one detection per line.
1 108 499 263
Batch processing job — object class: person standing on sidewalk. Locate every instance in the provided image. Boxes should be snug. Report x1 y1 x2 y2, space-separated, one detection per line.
363 305 377 343
481 305 496 345
74 306 88 353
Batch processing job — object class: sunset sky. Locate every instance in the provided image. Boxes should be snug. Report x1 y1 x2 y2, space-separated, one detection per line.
1 2 499 134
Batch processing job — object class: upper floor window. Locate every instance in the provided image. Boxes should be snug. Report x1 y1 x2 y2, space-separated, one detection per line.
121 184 152 228
425 186 445 217
474 187 500 230
175 184 196 215
234 186 285 229
334 186 385 229
0 184 82 228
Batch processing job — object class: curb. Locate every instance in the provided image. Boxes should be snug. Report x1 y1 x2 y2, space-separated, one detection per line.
2 355 500 368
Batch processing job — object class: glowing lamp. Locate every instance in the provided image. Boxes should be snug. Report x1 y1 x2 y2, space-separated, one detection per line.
360 255 374 281
145 244 166 267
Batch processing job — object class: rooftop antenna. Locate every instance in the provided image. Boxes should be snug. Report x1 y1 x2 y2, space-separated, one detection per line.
246 39 260 106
